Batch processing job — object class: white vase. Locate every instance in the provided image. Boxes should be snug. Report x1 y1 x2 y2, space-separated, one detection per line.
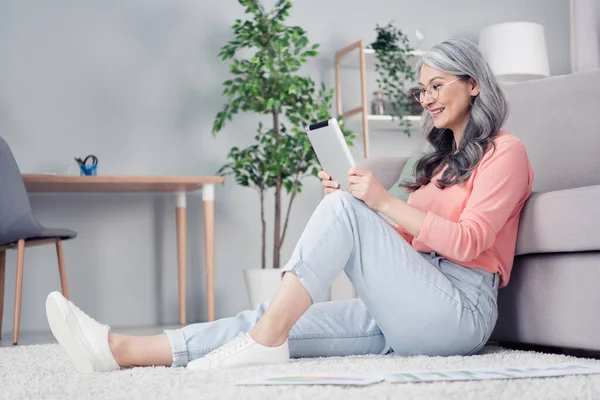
243 268 332 309
243 269 283 310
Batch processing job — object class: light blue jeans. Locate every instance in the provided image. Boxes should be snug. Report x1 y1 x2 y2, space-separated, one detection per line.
165 191 499 367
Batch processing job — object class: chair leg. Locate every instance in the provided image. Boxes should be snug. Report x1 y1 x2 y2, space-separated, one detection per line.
13 240 25 345
0 250 5 340
55 240 69 299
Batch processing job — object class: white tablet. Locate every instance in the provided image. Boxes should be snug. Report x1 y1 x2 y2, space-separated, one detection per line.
305 118 356 191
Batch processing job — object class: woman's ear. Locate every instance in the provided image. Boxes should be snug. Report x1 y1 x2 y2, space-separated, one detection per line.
469 78 480 97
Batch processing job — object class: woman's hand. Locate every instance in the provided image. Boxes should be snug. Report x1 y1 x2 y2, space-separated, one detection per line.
348 167 392 212
318 170 340 195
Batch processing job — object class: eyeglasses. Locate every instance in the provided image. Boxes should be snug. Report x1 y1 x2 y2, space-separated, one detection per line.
411 78 460 103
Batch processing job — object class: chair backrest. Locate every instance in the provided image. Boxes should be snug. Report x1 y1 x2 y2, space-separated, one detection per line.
0 136 35 243
502 68 600 193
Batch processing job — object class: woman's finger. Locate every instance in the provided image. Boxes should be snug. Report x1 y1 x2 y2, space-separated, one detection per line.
349 182 363 192
349 183 362 198
318 171 330 180
348 175 362 184
322 180 339 189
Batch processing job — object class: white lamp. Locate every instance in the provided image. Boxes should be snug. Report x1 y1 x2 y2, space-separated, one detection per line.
479 22 550 82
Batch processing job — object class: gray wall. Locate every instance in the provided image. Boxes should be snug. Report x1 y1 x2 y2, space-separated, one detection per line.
0 0 570 334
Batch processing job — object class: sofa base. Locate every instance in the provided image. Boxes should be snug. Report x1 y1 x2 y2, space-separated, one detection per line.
490 340 600 359
491 251 600 351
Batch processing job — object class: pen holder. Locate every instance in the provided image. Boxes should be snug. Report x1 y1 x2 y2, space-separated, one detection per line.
79 164 97 176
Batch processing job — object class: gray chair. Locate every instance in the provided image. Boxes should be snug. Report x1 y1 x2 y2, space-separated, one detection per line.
0 136 76 344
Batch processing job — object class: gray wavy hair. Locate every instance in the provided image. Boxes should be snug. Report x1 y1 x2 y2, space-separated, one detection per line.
402 38 509 192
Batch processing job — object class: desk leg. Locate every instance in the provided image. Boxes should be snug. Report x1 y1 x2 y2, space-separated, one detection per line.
176 192 187 325
203 184 215 322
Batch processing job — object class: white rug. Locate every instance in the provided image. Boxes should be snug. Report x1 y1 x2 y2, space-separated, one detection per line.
2 343 600 399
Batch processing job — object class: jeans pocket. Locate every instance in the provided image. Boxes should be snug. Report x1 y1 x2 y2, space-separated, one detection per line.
449 277 482 312
438 260 485 311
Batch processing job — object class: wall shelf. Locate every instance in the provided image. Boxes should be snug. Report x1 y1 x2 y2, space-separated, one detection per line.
334 40 425 158
343 113 422 132
338 47 425 69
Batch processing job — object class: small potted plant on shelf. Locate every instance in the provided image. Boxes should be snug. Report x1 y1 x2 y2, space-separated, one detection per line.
212 0 355 308
369 22 420 136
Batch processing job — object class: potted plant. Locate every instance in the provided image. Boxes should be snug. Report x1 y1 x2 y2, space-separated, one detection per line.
212 0 355 308
370 22 419 136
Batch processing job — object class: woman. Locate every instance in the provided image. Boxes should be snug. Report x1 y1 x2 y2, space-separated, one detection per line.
45 38 533 373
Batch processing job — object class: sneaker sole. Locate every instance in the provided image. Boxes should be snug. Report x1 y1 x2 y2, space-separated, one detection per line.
46 292 95 373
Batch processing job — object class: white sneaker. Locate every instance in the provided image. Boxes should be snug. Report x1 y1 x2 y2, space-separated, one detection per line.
45 291 120 373
187 332 290 371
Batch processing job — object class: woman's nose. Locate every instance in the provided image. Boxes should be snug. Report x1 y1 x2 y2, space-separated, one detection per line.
422 94 434 108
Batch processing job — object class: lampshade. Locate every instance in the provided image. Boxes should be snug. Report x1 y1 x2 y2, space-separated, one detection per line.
479 22 550 82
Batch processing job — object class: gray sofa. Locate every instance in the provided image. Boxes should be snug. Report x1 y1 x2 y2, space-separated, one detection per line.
355 68 600 352
490 69 600 351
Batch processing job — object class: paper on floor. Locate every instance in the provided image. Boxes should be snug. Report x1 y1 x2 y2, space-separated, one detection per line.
237 362 600 386
236 372 383 386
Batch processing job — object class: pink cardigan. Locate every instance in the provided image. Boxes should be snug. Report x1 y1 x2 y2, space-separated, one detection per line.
396 131 534 288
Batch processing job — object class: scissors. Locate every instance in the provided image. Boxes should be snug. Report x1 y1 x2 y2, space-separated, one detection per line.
74 154 98 167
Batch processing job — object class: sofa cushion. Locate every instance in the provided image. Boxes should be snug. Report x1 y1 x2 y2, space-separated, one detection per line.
515 184 600 256
388 150 424 201
502 69 600 193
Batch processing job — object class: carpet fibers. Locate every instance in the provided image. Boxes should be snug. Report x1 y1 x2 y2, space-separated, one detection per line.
2 343 600 399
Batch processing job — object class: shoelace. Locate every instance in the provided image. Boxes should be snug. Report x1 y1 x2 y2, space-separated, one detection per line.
205 332 251 360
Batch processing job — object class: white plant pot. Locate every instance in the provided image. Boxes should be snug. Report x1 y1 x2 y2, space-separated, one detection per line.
243 268 331 310
243 269 283 310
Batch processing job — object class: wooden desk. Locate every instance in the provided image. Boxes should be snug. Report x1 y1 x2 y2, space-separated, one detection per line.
22 175 224 324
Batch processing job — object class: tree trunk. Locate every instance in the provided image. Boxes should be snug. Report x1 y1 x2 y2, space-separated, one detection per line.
280 146 309 246
272 109 282 269
280 180 298 247
260 189 266 269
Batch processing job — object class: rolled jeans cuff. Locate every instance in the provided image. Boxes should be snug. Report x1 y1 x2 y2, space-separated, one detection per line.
164 328 189 368
281 259 327 303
